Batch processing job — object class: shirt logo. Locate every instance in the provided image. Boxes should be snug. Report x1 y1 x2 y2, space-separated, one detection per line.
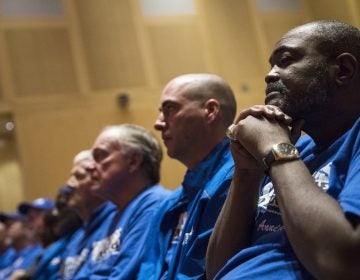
63 248 89 279
91 228 122 262
256 162 332 233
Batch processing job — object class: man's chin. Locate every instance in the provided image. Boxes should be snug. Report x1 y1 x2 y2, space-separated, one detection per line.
90 184 103 194
166 149 176 159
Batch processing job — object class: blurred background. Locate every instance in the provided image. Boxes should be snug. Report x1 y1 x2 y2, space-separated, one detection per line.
0 0 358 210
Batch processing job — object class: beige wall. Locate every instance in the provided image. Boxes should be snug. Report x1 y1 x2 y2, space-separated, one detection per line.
0 0 359 210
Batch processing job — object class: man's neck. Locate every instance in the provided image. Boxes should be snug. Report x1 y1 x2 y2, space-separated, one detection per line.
304 112 358 146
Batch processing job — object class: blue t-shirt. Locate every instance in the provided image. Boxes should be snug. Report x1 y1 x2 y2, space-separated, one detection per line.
62 202 117 280
216 117 360 280
73 184 171 280
0 244 43 280
0 248 16 270
32 228 83 280
138 139 234 280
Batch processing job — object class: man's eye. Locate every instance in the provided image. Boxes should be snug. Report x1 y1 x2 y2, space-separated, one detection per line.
279 54 293 66
163 105 177 116
164 104 175 111
75 173 86 180
93 151 107 163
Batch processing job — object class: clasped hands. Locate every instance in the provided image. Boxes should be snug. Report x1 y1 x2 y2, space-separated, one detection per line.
227 105 304 170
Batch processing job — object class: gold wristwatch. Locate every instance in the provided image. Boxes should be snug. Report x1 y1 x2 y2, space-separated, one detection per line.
262 142 300 173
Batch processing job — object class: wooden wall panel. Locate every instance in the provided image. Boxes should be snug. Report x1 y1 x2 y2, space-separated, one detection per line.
261 16 306 53
201 0 264 83
306 0 353 23
0 134 24 211
74 0 146 90
0 79 2 100
147 20 207 84
233 77 267 112
5 28 78 96
14 103 119 199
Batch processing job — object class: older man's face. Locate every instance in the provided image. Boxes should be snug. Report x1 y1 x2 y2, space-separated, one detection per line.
91 132 132 197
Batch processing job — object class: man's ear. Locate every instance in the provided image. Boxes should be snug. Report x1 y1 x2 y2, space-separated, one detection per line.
204 99 220 123
127 152 143 173
334 53 358 86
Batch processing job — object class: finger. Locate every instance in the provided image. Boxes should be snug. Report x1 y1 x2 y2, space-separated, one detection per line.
235 105 265 122
235 105 292 125
226 124 239 142
265 106 293 124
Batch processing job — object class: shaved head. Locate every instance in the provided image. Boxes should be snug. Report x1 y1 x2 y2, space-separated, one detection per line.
164 74 237 127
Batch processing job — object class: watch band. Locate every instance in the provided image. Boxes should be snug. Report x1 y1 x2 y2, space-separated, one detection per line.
262 150 276 172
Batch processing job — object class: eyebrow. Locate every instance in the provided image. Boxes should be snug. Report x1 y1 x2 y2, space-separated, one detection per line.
159 100 178 111
269 45 300 64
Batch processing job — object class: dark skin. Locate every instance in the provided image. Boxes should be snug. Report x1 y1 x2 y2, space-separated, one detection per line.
206 23 360 280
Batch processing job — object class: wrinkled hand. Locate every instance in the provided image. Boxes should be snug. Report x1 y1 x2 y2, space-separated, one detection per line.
228 105 304 164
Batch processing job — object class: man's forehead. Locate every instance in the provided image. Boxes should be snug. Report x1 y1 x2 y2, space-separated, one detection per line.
271 29 317 58
94 131 115 146
162 78 191 95
73 160 90 170
276 23 318 46
160 85 190 104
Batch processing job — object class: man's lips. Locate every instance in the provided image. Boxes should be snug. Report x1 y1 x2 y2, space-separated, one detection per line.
162 134 172 142
90 174 100 182
265 91 281 104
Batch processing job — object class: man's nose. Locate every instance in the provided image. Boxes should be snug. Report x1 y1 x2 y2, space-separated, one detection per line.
154 113 166 131
66 177 77 188
265 66 280 84
85 161 96 171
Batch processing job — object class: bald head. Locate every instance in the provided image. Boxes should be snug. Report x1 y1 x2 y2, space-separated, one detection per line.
284 20 360 62
164 74 237 127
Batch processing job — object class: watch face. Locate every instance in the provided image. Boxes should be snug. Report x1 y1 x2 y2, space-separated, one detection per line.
274 143 300 160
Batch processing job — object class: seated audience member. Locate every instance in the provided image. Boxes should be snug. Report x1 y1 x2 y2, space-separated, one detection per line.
81 124 170 279
206 20 360 279
0 214 42 279
30 186 83 280
18 198 55 246
138 74 237 279
0 213 21 270
0 222 6 253
2 198 55 279
61 150 117 280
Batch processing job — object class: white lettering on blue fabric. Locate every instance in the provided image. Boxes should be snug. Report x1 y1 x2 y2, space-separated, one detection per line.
257 219 285 232
63 248 89 279
91 228 122 263
313 162 331 192
256 162 332 234
182 227 194 246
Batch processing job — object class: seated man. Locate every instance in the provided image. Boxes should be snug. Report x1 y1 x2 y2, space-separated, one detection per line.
62 150 116 280
78 124 171 279
18 197 55 245
138 73 237 279
206 20 360 279
31 186 83 280
0 212 22 270
0 213 43 279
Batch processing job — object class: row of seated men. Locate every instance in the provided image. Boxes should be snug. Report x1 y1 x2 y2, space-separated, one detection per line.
0 19 359 280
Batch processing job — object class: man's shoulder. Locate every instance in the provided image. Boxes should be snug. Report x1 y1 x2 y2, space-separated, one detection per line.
131 185 173 209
